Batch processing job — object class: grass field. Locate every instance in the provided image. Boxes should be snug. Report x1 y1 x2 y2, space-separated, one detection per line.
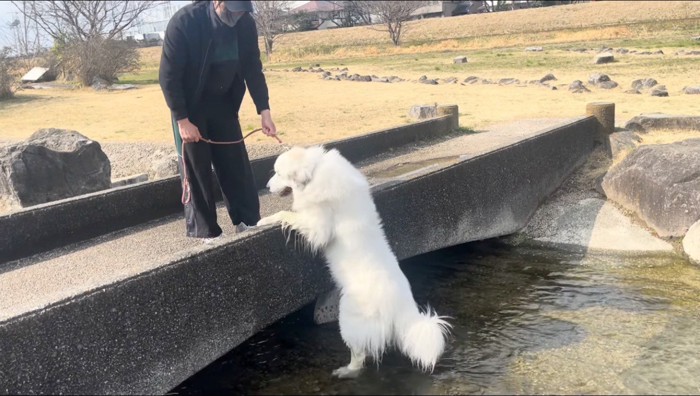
1 1 699 146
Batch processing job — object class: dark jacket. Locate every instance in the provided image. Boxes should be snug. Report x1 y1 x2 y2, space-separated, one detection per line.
159 1 270 121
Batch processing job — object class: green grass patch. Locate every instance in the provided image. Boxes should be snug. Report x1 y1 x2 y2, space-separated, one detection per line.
118 68 159 85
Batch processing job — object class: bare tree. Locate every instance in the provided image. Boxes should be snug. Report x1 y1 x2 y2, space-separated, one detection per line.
11 1 162 42
9 16 33 57
483 0 507 12
6 1 44 58
354 1 428 46
323 1 370 28
11 1 162 85
0 48 18 100
252 1 294 61
286 1 368 32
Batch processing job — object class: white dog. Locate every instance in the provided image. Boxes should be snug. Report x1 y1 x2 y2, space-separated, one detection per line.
257 146 450 378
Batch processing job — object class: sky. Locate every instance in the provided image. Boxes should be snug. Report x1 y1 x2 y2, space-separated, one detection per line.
0 0 310 49
0 2 20 48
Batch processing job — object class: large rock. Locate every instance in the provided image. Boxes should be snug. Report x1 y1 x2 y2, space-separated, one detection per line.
498 78 520 85
569 80 590 93
684 220 700 265
624 113 700 132
631 78 658 91
526 197 674 254
594 53 615 64
588 73 618 89
0 129 111 207
683 86 700 95
598 80 619 89
539 73 557 83
588 73 611 85
650 85 669 97
91 76 110 91
609 130 642 158
511 148 674 255
602 139 700 238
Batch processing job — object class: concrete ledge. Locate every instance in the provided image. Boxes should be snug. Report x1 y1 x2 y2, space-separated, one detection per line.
0 178 182 264
1 230 333 395
376 116 598 258
0 115 455 265
0 116 597 395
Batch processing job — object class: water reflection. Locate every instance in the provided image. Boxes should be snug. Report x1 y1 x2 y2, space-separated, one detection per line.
172 240 700 395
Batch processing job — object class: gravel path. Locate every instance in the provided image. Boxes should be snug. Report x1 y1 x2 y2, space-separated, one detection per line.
101 141 287 179
1 139 288 181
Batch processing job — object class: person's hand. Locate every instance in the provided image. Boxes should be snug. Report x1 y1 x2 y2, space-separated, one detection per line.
260 109 277 138
177 118 202 143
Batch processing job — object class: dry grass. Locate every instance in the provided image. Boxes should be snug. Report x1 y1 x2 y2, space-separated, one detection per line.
3 68 699 146
273 25 644 61
610 128 699 168
639 129 700 145
2 1 700 147
268 1 700 61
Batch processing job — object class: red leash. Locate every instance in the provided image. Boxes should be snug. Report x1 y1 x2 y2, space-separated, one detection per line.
180 128 283 205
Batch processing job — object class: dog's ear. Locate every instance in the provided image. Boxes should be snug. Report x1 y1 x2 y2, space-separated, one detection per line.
291 146 325 188
290 162 313 187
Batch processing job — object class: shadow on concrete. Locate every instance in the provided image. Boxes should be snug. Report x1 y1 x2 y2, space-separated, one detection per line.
0 212 183 276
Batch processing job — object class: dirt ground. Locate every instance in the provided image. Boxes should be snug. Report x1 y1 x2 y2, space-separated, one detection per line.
1 1 699 191
3 67 700 143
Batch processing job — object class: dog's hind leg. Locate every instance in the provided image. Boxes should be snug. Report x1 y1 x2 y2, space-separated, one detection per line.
332 348 366 379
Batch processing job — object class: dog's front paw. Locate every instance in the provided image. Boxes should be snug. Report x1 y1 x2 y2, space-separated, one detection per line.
332 366 362 379
257 215 281 227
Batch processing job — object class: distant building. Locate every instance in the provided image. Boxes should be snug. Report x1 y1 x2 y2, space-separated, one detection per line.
290 1 346 30
289 0 542 31
411 1 489 20
123 1 182 45
443 1 489 16
410 2 443 20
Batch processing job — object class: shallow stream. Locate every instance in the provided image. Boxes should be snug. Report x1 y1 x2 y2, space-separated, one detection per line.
172 240 700 395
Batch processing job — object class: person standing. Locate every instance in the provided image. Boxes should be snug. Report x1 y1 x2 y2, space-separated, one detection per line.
159 0 277 242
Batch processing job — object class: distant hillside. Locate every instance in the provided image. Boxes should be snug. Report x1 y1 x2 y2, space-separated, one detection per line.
137 1 700 66
267 1 700 61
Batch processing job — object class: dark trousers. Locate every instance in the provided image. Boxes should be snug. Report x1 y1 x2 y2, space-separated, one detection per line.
172 101 260 238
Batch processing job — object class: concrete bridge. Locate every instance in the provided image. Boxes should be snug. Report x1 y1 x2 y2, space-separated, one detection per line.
0 104 609 395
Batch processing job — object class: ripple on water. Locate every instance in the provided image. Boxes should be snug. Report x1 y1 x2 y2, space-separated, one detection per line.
172 240 700 395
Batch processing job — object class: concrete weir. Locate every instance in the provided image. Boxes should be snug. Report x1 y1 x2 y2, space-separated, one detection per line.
0 105 602 395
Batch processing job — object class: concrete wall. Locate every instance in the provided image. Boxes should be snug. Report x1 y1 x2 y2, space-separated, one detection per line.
377 116 598 257
0 116 455 265
0 116 598 395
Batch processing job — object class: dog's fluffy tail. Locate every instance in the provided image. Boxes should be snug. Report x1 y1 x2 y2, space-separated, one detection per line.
396 305 451 372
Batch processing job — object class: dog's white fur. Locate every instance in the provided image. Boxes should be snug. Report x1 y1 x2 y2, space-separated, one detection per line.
258 146 450 378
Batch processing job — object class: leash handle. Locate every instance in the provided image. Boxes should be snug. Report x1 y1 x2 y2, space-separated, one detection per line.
180 128 283 204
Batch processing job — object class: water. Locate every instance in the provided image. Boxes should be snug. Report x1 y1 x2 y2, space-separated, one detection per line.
172 240 700 395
